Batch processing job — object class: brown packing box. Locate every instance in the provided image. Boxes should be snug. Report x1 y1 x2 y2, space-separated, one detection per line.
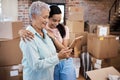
88 24 110 34
0 37 22 67
0 21 23 39
68 12 84 21
66 20 84 33
87 33 119 59
86 66 120 80
88 24 97 33
68 6 84 12
91 53 120 70
68 7 84 21
69 32 76 43
118 43 120 53
109 53 120 70
0 65 23 80
91 56 111 69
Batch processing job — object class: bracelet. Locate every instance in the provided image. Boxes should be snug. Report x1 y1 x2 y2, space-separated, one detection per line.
54 37 57 40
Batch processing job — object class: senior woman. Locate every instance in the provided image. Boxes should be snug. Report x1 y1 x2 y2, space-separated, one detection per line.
19 1 72 80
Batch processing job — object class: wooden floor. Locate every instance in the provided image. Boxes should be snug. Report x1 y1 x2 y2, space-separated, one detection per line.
77 75 85 80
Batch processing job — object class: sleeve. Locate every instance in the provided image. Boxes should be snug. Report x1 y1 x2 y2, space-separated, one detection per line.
64 26 70 39
20 40 59 70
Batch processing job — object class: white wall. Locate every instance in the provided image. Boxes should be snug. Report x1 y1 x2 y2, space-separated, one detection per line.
2 0 18 21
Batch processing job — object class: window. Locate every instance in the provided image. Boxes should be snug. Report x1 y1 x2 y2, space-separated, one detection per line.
57 4 65 24
48 3 65 24
0 0 1 14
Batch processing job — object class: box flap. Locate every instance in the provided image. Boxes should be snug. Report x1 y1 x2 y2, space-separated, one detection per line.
86 66 120 80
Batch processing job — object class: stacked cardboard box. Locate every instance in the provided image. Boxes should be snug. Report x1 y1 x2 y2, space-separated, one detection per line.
86 25 120 78
67 20 84 33
67 7 84 34
0 21 23 80
0 38 22 66
0 21 23 39
86 66 120 80
87 24 119 59
88 24 109 34
91 56 111 69
89 40 120 71
66 7 85 58
68 7 84 21
66 7 85 78
91 53 120 70
96 25 110 36
87 33 119 59
0 65 23 80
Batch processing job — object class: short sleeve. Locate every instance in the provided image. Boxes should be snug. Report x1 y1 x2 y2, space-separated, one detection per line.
64 26 69 39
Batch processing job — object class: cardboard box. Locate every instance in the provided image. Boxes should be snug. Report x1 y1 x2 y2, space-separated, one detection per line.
88 24 97 33
97 25 110 36
89 24 110 34
87 33 119 59
0 21 23 39
68 7 84 12
110 53 120 70
68 12 84 21
0 38 22 67
86 66 120 80
91 53 120 70
0 65 23 80
68 7 84 21
91 56 111 69
66 20 84 33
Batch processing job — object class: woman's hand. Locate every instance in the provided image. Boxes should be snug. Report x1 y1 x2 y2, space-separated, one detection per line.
18 29 34 42
58 48 73 60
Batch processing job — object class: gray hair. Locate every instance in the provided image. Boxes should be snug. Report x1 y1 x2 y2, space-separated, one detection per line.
29 1 50 20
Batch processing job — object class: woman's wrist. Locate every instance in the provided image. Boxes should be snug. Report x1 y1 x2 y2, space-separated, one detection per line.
52 37 57 41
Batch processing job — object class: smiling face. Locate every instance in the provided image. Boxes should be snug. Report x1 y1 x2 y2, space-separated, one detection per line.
48 14 62 29
33 9 49 30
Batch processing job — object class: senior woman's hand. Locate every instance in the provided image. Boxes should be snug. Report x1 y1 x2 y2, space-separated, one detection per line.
58 48 73 60
18 29 34 42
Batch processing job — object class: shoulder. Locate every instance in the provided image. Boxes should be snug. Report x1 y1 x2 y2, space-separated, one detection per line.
64 25 69 30
20 38 35 47
64 25 69 32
